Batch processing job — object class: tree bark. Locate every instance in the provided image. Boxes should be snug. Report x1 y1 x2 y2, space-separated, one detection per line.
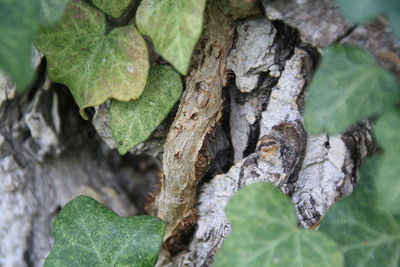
1 0 399 266
0 73 158 267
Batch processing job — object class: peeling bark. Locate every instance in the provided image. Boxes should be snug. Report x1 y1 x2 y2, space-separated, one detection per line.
293 120 375 228
164 46 312 267
147 1 239 250
163 44 376 267
2 0 399 266
227 18 300 163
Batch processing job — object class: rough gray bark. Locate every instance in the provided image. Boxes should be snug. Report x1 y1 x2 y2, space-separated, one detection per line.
263 0 352 47
156 1 395 265
1 0 398 267
0 72 158 267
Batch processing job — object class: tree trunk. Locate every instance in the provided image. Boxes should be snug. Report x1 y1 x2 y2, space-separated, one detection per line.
1 0 398 266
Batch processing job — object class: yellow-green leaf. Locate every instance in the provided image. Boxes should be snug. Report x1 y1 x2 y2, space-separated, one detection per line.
136 0 206 74
35 0 149 117
92 0 133 18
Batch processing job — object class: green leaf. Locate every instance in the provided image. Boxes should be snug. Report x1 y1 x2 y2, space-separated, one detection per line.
110 65 182 155
0 0 70 93
304 45 400 135
337 0 400 39
214 182 344 267
320 157 400 267
136 0 206 74
35 0 149 117
39 0 71 25
374 110 400 214
92 0 133 18
44 196 165 267
0 0 39 92
387 7 400 39
337 0 385 24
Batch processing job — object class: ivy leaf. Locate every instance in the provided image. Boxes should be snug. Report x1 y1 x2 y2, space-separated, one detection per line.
0 0 38 92
320 157 400 266
136 0 206 74
386 7 400 39
44 196 165 267
304 45 400 135
0 0 70 93
39 0 71 24
110 65 182 155
35 0 149 118
336 0 385 24
337 0 400 38
374 110 400 214
92 0 133 18
214 182 344 267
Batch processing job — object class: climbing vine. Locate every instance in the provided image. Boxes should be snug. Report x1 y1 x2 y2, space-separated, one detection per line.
0 0 399 266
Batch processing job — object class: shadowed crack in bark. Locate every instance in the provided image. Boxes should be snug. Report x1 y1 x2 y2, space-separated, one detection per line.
146 0 257 255
161 27 376 267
